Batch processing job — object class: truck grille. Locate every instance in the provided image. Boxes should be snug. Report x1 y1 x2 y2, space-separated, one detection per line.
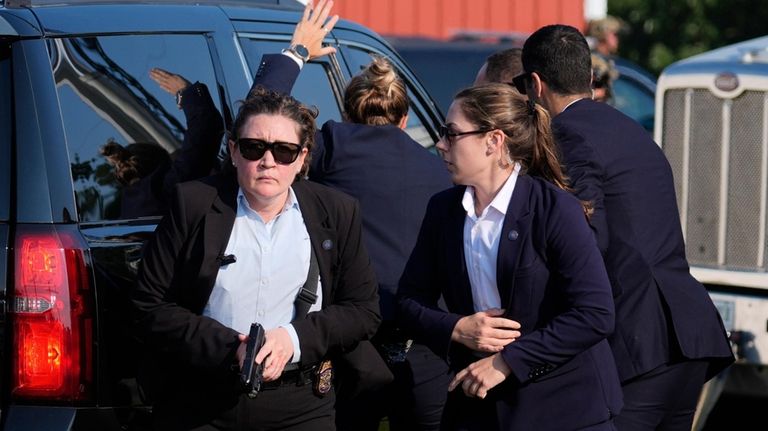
662 88 767 271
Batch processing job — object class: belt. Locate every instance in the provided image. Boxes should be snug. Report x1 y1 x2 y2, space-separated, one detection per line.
262 364 317 390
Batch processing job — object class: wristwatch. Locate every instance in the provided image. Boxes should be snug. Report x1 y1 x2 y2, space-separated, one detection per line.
285 44 310 64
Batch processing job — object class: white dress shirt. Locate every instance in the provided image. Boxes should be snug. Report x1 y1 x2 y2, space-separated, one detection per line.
462 163 521 312
203 186 322 363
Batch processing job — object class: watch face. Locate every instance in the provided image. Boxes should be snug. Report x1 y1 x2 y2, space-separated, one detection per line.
294 44 309 60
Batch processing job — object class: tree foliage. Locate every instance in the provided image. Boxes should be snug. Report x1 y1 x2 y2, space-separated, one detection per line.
609 0 768 76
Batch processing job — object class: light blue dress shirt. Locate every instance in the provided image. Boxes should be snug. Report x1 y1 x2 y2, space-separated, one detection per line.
203 186 322 363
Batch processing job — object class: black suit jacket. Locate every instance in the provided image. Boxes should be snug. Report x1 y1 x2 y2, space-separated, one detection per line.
132 173 380 407
398 175 623 430
253 53 453 319
553 99 733 381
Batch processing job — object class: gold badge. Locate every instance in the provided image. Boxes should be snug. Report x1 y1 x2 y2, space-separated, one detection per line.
314 360 333 397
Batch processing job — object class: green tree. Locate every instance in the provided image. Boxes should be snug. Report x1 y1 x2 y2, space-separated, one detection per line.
609 0 768 76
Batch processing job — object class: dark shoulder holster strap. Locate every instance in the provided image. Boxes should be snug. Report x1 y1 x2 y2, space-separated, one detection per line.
293 246 319 321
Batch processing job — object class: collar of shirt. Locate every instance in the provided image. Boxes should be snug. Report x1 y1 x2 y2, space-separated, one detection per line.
237 187 299 226
461 162 522 221
560 97 586 114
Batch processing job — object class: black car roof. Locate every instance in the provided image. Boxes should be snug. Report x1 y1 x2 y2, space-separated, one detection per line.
2 0 303 8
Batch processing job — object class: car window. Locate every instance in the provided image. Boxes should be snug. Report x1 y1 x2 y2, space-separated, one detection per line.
52 34 225 222
613 75 655 132
391 44 495 115
237 38 342 126
340 44 434 148
0 43 10 222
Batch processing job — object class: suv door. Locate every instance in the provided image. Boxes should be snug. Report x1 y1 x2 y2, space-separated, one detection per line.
51 31 228 413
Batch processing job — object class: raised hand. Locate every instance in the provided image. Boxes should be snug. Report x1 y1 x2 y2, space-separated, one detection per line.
149 67 191 96
291 0 339 60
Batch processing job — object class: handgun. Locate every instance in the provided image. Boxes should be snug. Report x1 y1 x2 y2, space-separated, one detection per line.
240 322 266 398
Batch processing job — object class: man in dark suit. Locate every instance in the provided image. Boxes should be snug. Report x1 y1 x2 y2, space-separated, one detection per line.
518 24 734 430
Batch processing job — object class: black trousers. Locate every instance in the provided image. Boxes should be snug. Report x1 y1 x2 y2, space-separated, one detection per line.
615 360 709 431
336 343 451 431
154 381 335 431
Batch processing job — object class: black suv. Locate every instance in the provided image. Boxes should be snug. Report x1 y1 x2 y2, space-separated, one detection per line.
0 1 442 429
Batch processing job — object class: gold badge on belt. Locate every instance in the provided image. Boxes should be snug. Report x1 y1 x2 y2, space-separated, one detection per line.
314 359 333 397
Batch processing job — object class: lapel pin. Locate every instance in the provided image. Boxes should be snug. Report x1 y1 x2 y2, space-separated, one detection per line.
508 230 519 241
322 239 333 250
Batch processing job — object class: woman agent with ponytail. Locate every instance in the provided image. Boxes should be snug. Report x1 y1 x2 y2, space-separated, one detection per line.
397 84 623 431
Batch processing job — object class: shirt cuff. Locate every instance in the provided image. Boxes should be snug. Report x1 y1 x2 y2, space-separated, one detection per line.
283 323 302 363
281 51 305 69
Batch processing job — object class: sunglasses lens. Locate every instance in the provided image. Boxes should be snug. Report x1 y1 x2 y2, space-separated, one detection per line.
272 143 300 164
237 139 300 164
238 140 267 161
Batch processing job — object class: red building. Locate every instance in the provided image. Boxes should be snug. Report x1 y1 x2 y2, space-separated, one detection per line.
335 0 585 39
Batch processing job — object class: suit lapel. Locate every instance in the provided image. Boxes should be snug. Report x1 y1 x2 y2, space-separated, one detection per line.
292 181 335 305
197 176 238 309
446 187 475 315
497 175 533 310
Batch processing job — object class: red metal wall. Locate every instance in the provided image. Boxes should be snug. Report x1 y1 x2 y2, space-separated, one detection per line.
334 0 584 39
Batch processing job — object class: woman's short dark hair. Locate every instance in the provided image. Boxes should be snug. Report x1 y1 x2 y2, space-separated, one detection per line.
233 86 318 177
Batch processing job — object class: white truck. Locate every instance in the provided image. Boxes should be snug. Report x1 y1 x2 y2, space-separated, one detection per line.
655 35 768 418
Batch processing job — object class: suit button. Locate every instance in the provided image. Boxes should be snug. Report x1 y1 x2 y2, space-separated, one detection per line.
508 230 519 241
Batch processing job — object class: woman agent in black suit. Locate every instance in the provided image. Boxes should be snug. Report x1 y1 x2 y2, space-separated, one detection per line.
397 84 623 430
132 87 381 431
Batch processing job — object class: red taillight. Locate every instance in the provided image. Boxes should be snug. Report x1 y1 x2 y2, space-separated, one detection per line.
11 226 93 401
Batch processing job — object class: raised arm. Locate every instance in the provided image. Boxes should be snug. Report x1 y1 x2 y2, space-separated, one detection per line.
250 0 339 95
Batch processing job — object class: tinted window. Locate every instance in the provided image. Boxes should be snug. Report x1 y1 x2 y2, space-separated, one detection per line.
53 35 224 222
0 43 9 221
340 45 434 148
238 38 342 126
613 75 655 132
391 43 496 115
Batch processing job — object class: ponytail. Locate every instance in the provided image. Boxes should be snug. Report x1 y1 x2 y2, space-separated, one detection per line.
454 84 594 219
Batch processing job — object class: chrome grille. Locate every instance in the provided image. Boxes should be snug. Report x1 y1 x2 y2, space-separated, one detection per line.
661 87 768 271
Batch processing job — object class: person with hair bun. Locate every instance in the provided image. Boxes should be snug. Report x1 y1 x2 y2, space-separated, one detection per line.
396 83 623 430
250 2 453 429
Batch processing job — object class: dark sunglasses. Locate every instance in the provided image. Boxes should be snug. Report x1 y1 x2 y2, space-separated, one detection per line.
236 138 302 164
438 125 491 145
511 72 532 94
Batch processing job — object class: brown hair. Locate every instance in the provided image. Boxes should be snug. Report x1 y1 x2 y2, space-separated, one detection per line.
485 48 523 84
343 56 408 126
454 84 593 218
100 139 170 186
233 86 317 177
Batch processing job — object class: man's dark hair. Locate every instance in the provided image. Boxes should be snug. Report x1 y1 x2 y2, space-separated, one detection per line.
522 24 592 95
485 48 523 84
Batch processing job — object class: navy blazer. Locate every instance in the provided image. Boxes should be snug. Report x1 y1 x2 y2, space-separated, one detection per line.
132 174 381 408
253 53 453 319
553 99 734 381
397 175 622 430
